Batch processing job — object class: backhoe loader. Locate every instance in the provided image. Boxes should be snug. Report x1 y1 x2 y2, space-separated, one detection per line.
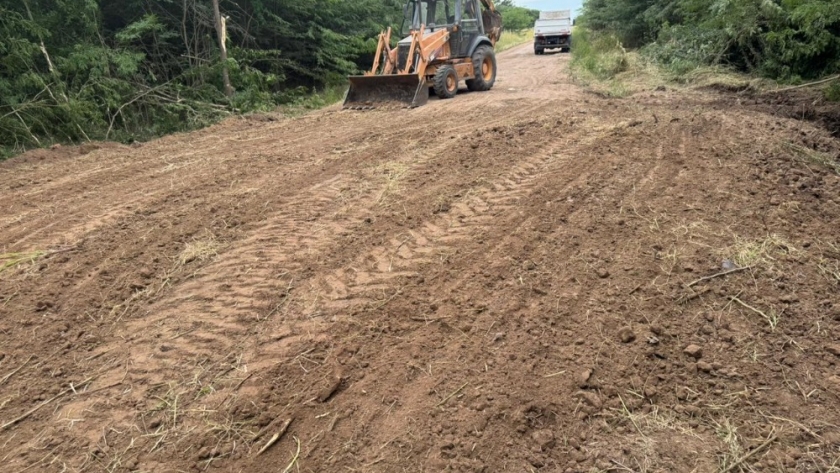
344 0 502 109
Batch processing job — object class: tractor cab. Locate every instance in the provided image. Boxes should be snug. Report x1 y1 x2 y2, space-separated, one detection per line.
399 0 488 65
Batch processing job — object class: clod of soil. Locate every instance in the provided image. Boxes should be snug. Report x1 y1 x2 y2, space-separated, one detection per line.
618 326 636 343
684 344 704 359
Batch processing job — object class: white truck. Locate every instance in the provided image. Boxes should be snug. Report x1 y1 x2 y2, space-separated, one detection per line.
534 10 572 55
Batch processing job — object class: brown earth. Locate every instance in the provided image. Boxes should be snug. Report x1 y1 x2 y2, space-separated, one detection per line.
1 44 840 473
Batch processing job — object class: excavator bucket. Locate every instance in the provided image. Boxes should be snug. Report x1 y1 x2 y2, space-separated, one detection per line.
343 74 429 109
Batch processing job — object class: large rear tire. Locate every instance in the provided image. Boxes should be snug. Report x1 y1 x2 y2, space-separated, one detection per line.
466 45 496 92
433 65 458 99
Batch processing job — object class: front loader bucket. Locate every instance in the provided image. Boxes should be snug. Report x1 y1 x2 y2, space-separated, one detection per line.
343 74 429 109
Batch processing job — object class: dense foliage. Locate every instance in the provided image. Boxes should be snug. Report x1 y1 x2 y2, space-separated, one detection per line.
0 0 406 153
496 0 539 31
579 0 840 81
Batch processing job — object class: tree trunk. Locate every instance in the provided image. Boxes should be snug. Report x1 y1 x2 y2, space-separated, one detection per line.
212 0 234 97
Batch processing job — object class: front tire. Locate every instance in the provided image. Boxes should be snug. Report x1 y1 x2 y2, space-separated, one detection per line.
433 65 458 99
466 45 497 92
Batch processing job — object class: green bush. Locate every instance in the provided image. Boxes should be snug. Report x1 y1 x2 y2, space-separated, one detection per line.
825 81 840 102
0 0 410 156
496 0 540 31
571 26 629 80
580 0 840 82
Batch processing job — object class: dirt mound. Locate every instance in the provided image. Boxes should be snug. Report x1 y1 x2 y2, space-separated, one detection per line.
2 141 128 168
715 87 840 140
1 45 840 473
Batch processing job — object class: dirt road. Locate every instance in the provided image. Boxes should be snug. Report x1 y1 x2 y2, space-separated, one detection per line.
1 43 840 472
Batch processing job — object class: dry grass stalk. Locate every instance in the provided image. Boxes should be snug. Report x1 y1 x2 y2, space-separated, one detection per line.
256 418 292 456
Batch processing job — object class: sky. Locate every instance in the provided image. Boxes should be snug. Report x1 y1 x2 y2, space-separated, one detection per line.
513 0 584 17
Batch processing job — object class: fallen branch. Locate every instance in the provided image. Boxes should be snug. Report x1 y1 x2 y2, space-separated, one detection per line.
105 82 173 140
686 266 751 287
677 287 711 305
82 381 123 396
409 316 452 323
729 296 771 322
436 382 468 407
1 377 93 431
721 433 778 473
767 75 839 94
542 370 566 378
253 416 293 444
281 436 301 473
256 418 292 456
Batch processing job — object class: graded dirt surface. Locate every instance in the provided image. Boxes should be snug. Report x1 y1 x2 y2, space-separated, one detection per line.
1 44 840 473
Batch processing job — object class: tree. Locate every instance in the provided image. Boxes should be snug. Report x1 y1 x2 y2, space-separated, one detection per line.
211 0 234 97
496 2 539 31
0 0 410 155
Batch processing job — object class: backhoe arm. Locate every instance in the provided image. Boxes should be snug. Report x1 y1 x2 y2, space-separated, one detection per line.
479 0 502 45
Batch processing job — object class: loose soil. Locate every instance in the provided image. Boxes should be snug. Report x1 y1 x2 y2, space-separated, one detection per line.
1 44 840 473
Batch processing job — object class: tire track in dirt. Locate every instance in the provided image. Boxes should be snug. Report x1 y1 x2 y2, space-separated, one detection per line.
102 47 578 380
254 116 624 359
103 115 555 392
298 117 723 472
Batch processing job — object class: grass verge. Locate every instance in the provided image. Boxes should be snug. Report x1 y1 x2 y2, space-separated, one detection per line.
496 29 534 53
569 25 768 97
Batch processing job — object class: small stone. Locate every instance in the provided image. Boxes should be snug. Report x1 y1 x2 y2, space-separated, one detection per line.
647 335 660 345
684 344 703 359
579 369 593 388
618 327 636 343
527 456 545 468
697 361 713 373
318 375 343 402
826 344 840 357
578 391 602 409
596 268 610 279
531 429 556 450
35 301 53 312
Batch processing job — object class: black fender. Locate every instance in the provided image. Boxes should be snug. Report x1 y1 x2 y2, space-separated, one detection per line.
468 35 494 56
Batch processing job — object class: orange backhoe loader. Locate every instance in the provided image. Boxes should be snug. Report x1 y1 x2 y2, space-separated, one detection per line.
344 0 502 109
